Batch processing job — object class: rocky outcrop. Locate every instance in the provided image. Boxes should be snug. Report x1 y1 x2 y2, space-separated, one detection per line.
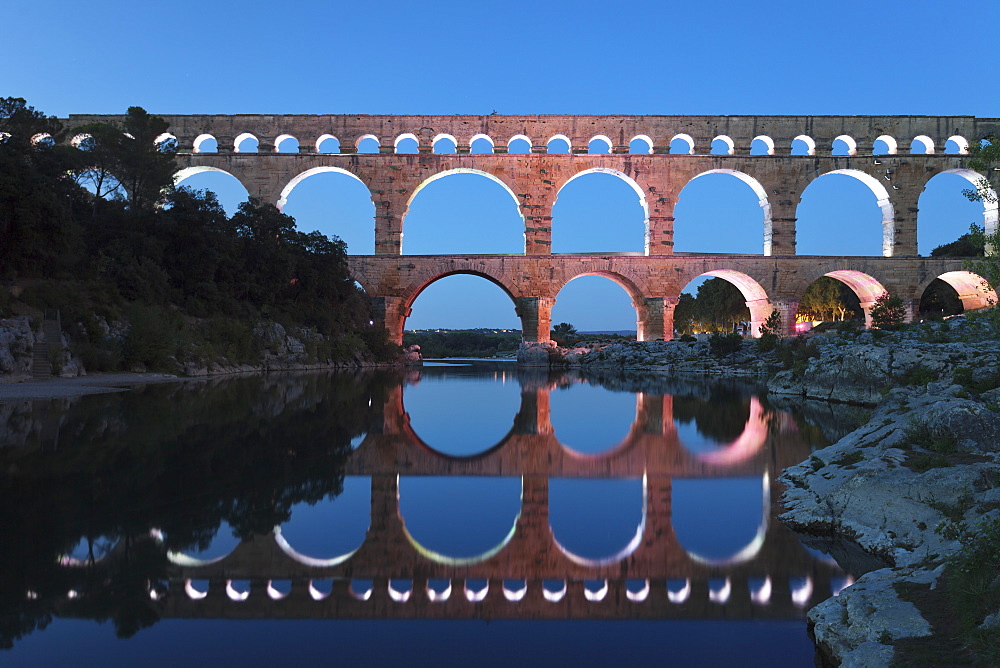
0 317 35 380
578 339 779 376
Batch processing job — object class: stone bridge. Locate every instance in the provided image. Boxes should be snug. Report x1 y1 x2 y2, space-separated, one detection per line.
58 113 1000 340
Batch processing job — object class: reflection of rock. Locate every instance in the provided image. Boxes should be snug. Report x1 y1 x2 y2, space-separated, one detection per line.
768 395 869 445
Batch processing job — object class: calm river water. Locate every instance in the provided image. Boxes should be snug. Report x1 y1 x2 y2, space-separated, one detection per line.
0 364 867 666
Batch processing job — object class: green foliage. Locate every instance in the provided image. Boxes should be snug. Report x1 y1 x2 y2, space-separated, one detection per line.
901 364 937 386
798 276 862 322
756 308 782 352
123 305 182 370
831 450 864 467
404 329 520 358
696 278 750 332
869 291 906 329
931 226 985 257
944 517 1000 660
776 337 820 378
953 366 1000 396
708 331 743 357
550 321 578 346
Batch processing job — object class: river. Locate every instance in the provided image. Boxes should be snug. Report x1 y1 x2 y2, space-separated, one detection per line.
0 364 868 665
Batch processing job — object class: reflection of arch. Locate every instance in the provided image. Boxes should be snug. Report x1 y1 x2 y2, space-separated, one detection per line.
681 170 773 254
670 133 694 154
401 381 519 458
674 474 769 566
398 477 522 566
273 527 360 567
277 166 373 210
939 168 1000 237
832 134 857 155
552 384 638 458
551 475 647 567
921 270 997 311
873 134 898 154
808 169 895 256
683 396 769 465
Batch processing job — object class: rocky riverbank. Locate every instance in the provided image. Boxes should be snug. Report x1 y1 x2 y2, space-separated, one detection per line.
571 318 1000 665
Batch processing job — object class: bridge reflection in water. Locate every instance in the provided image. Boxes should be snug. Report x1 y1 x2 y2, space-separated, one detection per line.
162 367 852 622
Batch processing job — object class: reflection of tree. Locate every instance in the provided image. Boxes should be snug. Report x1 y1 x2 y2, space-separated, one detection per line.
672 387 752 443
0 370 397 648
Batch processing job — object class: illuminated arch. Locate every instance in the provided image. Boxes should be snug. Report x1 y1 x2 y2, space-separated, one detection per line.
945 135 970 155
70 133 92 148
670 133 695 154
316 133 339 152
153 132 177 152
681 396 769 466
30 133 53 146
274 133 298 153
193 133 217 153
920 270 997 311
711 135 735 155
751 135 775 155
432 133 457 153
588 134 612 154
832 135 857 155
233 132 258 153
469 133 494 153
277 165 372 211
813 169 896 256
680 169 773 254
676 268 771 335
629 134 653 154
873 134 898 155
792 134 816 155
912 135 935 154
555 168 650 252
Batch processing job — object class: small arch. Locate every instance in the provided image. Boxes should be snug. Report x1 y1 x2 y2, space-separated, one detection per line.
711 135 735 155
469 134 494 154
30 133 54 147
356 134 380 153
193 133 217 153
547 134 571 154
234 132 258 153
395 133 419 154
873 135 898 155
911 135 935 154
670 133 694 155
507 134 531 154
945 135 970 155
70 133 93 149
588 134 612 154
316 134 340 153
432 133 457 154
791 135 816 156
153 132 177 152
629 134 653 154
274 134 299 153
832 135 857 156
750 135 774 155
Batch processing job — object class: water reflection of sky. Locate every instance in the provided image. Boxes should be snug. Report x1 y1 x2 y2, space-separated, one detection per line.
280 477 371 559
672 477 765 562
549 479 644 561
550 383 635 454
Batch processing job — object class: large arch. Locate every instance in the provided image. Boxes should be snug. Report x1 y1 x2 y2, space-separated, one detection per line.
400 269 521 335
172 166 251 216
277 166 377 255
797 169 895 256
675 170 772 254
675 269 771 336
552 168 648 254
797 269 890 327
549 476 646 567
917 270 996 311
937 168 999 238
672 474 769 566
552 270 647 336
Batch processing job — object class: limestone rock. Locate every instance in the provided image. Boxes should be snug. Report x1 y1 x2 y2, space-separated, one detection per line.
402 344 422 366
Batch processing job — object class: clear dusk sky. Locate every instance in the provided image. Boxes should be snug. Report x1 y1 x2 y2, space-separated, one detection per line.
7 0 998 331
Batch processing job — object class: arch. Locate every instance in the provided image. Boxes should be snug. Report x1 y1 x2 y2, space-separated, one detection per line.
274 133 299 153
277 165 372 209
750 135 774 155
549 476 646 567
469 133 494 154
551 383 637 456
939 168 999 238
172 166 250 215
355 133 380 152
274 477 371 566
153 132 177 152
234 132 258 153
711 135 735 155
832 135 857 156
911 135 935 154
670 133 694 154
394 132 419 154
921 270 996 311
798 169 895 256
398 476 522 566
404 168 522 231
551 272 644 336
629 134 653 154
402 269 521 333
277 166 377 254
588 134 612 154
675 169 772 254
316 133 340 153
677 396 769 466
547 134 571 154
30 132 53 146
945 135 970 155
815 269 890 327
507 134 531 153
553 167 649 253
873 134 898 155
70 133 92 148
791 135 816 156
193 133 217 153
672 474 769 566
432 133 457 154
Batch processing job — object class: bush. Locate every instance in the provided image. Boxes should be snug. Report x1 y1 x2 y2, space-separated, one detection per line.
123 305 181 370
870 291 906 330
708 332 743 357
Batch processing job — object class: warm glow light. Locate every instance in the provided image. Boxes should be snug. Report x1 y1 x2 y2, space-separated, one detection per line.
267 581 287 600
465 580 489 602
543 581 567 602
388 581 412 602
427 580 452 602
503 581 527 601
626 579 650 602
226 580 249 601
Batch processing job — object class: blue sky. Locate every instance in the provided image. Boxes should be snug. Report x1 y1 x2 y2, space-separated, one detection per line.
7 0 997 331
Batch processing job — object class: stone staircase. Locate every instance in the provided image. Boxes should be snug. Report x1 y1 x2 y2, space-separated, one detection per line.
32 310 63 378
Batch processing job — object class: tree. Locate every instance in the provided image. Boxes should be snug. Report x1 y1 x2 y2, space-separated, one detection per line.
673 292 698 335
931 224 984 257
869 292 906 329
756 308 782 352
695 278 749 332
798 277 861 322
551 322 578 345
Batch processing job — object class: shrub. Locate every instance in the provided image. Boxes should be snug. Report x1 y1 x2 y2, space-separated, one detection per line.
870 291 906 330
708 332 743 357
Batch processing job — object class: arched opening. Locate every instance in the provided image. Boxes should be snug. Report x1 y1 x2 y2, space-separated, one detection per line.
629 135 653 154
920 170 999 254
153 132 177 152
670 133 694 155
791 135 816 156
398 476 521 564
193 134 217 153
549 478 645 565
30 133 54 147
831 135 857 156
809 270 890 328
588 135 611 154
674 270 770 336
276 477 371 564
945 135 969 155
167 520 241 564
395 133 419 154
551 170 647 253
672 475 768 565
433 134 457 154
750 136 774 155
674 394 768 465
173 166 250 217
673 170 770 254
470 134 494 154
403 170 524 254
403 369 520 455
547 135 570 154
921 271 996 316
507 135 531 154
711 135 734 155
278 167 377 255
234 133 258 153
796 170 893 256
873 135 898 155
551 274 639 337
405 273 521 331
551 383 637 455
910 135 935 154
795 275 863 331
275 134 299 153
317 134 340 153
356 134 380 153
